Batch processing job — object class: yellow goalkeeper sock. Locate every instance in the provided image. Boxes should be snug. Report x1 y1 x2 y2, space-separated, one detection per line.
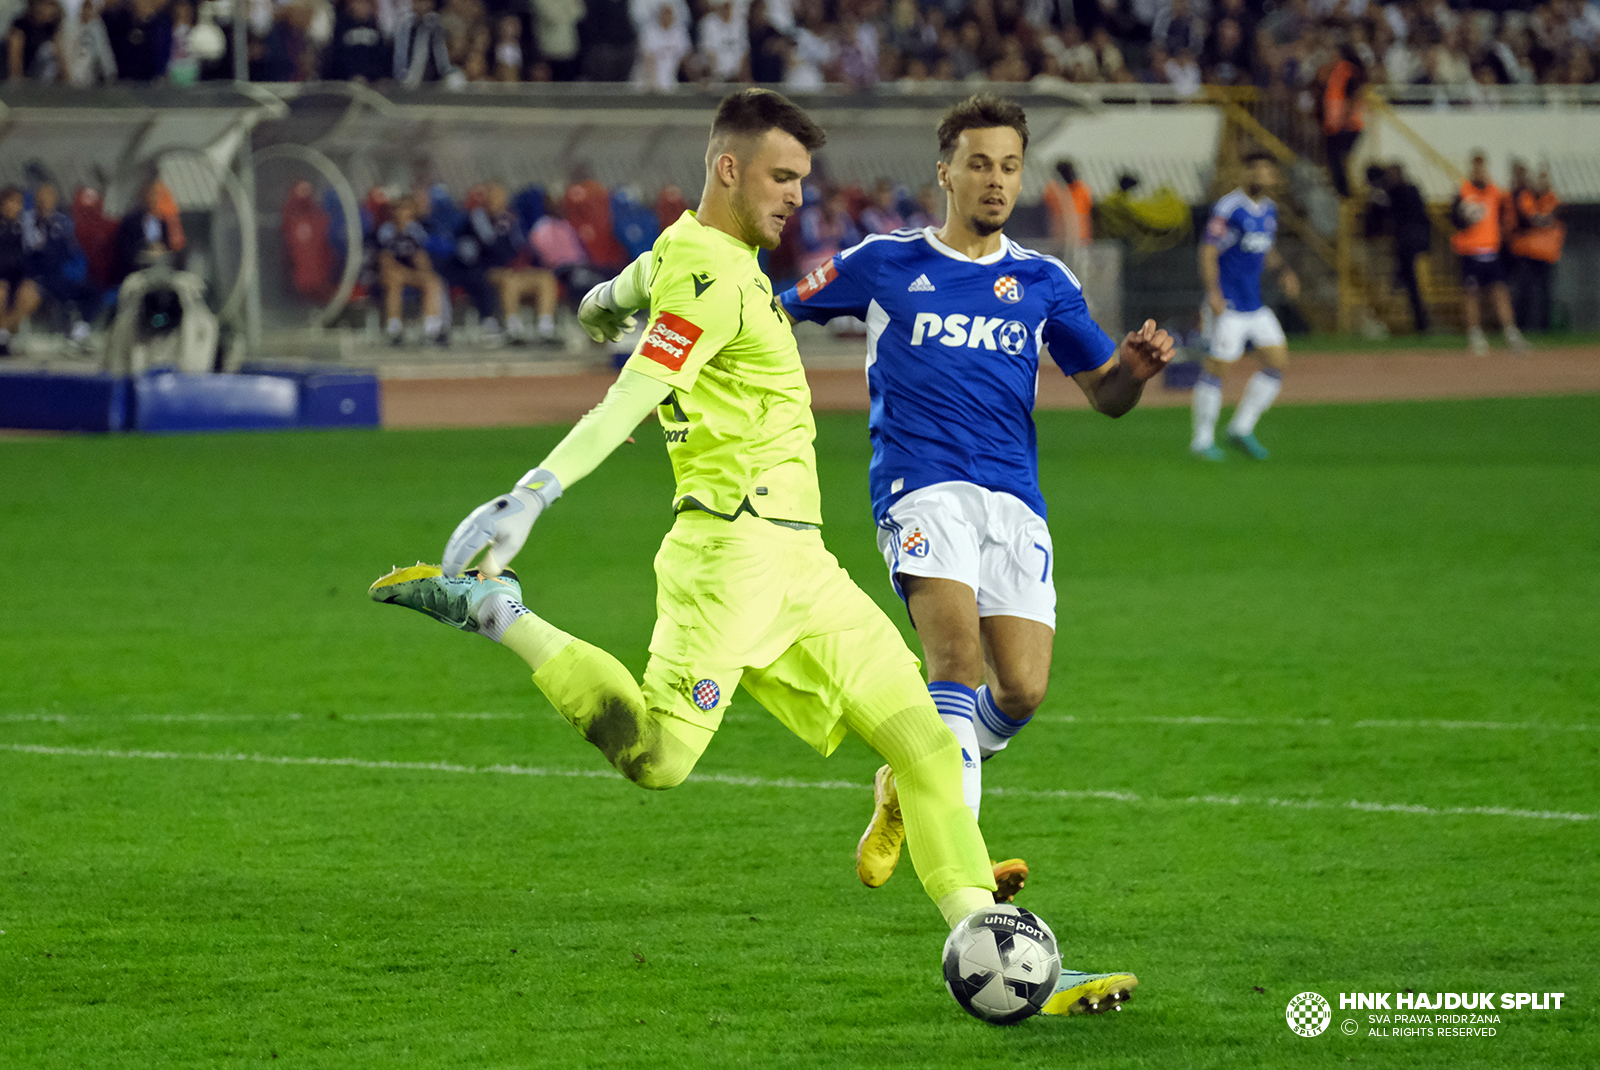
499 611 575 671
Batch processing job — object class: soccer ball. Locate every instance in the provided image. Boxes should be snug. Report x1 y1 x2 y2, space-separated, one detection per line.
942 904 1062 1024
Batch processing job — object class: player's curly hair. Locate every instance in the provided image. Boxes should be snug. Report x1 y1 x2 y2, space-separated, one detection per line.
711 89 827 153
936 95 1029 163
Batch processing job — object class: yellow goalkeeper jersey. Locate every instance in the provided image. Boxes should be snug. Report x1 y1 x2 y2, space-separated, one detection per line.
623 210 822 527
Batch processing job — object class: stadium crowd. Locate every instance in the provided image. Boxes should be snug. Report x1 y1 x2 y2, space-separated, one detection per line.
277 170 957 344
0 166 957 350
2 0 1598 92
0 143 1562 355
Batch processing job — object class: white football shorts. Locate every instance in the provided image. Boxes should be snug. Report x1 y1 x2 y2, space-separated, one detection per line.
876 480 1056 630
1203 305 1287 363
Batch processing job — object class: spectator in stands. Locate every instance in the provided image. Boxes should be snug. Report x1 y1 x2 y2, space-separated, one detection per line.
8 0 64 82
797 185 859 274
492 13 521 79
1370 163 1432 333
1321 45 1366 197
1451 150 1523 356
1166 45 1202 94
323 0 389 82
393 0 455 85
575 0 634 81
102 0 173 81
60 0 118 85
859 179 905 235
529 202 606 313
533 0 584 80
112 179 179 286
72 185 118 289
1089 26 1129 81
376 197 445 346
1155 0 1205 57
0 186 43 357
1509 165 1563 332
1042 158 1093 252
464 182 559 344
834 8 877 86
634 2 688 90
747 0 785 83
24 180 98 347
1204 16 1251 85
166 0 200 84
697 0 748 81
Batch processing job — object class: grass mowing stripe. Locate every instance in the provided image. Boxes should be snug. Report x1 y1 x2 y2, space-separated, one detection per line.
6 742 1592 822
9 709 1595 732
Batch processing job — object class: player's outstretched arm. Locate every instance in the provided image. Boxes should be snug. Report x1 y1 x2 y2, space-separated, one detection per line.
1200 242 1225 316
441 368 665 576
578 251 653 342
1071 319 1174 418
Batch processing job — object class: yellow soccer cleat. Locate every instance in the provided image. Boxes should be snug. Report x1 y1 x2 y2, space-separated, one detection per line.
1040 971 1140 1016
991 857 1029 903
369 563 521 633
855 764 904 888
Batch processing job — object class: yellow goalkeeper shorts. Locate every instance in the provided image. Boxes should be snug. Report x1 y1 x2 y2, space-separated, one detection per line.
642 509 927 756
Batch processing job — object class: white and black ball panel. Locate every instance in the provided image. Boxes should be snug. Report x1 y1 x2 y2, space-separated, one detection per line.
941 905 1062 1024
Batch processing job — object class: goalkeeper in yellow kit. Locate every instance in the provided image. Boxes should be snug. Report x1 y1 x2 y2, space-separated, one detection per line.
370 90 1002 931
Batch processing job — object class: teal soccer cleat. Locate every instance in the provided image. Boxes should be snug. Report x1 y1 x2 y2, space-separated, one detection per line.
1191 444 1227 462
1227 430 1270 460
369 563 521 633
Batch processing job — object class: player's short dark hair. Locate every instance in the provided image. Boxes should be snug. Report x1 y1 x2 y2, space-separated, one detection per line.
936 94 1029 163
1243 150 1277 167
0 185 22 202
711 89 827 153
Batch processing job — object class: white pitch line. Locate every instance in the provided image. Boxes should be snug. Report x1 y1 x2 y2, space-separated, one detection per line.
1042 714 1597 733
1 742 1592 823
0 711 531 724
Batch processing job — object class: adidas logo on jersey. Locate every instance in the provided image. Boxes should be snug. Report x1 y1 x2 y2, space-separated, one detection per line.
908 274 936 292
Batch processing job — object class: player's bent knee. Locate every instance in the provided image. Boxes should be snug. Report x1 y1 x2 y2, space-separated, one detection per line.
991 679 1047 719
613 731 698 791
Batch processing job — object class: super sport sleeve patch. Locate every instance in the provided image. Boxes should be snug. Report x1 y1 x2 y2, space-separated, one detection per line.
795 259 838 299
1203 214 1229 246
638 311 704 372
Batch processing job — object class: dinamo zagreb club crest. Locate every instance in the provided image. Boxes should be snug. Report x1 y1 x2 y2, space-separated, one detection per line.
901 528 930 558
993 275 1023 303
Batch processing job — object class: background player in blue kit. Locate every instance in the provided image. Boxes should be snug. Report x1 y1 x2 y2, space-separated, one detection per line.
778 92 1170 897
1191 152 1301 462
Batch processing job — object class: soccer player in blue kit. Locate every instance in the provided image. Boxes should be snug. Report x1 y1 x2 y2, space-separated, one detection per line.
781 95 1171 1014
1190 151 1301 461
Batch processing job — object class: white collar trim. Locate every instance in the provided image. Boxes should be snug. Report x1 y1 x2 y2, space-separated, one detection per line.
922 226 1010 265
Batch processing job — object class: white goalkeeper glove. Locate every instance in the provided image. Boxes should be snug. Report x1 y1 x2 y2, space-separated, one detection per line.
442 468 563 578
578 281 638 343
578 252 652 343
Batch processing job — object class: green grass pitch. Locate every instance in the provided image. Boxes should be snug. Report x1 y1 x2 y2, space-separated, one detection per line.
2 394 1596 1068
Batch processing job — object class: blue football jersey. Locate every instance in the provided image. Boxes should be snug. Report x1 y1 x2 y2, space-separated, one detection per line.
780 227 1116 521
1205 190 1278 313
